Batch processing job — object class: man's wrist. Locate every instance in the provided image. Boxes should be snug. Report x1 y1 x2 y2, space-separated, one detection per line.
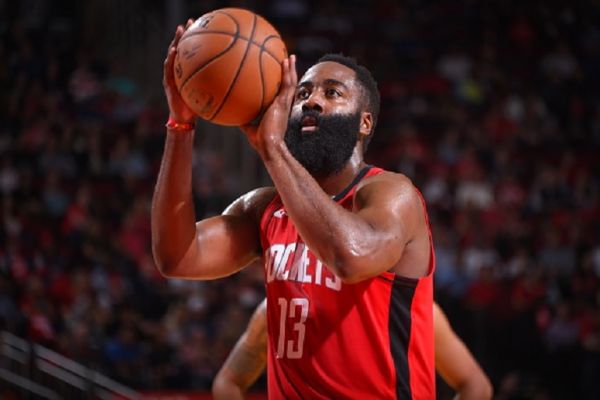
166 117 195 132
260 137 288 161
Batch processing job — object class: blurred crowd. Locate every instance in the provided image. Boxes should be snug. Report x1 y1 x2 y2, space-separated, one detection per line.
1 0 599 398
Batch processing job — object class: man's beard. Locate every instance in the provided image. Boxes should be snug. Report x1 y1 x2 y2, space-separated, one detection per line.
284 110 361 178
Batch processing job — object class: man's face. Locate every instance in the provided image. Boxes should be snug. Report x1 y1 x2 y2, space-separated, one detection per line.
284 62 364 178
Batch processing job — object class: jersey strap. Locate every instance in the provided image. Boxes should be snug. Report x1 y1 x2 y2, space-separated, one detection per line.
332 165 374 201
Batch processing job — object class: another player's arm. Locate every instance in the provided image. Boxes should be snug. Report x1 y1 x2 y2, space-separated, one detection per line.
152 21 272 279
243 56 424 283
434 303 493 400
212 299 268 400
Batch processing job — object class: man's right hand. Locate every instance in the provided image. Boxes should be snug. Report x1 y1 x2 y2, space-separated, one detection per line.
240 55 297 158
163 19 196 124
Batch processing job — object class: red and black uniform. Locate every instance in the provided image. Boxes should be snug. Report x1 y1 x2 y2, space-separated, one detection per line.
259 166 435 399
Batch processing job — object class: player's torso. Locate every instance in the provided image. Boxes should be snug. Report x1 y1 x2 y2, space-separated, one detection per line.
259 166 435 400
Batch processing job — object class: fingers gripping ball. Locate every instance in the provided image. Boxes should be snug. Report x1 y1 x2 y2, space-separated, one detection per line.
174 8 288 126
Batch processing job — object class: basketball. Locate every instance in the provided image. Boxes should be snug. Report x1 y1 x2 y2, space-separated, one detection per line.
174 8 288 126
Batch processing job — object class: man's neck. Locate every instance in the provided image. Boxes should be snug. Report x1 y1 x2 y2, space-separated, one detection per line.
315 149 366 197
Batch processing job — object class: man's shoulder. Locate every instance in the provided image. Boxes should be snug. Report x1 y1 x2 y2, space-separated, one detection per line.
244 186 278 203
355 169 425 220
223 187 277 221
358 169 417 194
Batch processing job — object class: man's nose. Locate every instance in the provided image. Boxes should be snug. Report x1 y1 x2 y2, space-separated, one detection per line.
301 92 323 113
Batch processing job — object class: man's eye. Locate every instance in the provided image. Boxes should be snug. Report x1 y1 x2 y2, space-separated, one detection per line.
297 90 309 99
326 89 340 97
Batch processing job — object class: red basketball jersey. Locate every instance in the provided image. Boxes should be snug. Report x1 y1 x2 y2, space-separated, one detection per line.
259 166 436 399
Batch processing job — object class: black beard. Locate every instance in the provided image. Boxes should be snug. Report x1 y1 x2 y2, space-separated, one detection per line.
284 110 361 178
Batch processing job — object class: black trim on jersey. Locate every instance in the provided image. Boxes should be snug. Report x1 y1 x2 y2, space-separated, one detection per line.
378 274 418 286
332 165 373 202
389 277 417 399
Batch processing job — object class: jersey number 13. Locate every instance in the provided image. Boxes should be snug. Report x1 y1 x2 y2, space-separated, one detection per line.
276 297 309 359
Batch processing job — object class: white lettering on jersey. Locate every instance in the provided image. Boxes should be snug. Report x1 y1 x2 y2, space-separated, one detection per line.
267 244 285 283
325 271 342 291
315 260 323 285
265 243 341 292
277 243 296 281
299 245 312 283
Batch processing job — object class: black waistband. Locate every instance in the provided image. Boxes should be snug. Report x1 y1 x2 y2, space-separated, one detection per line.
332 165 373 202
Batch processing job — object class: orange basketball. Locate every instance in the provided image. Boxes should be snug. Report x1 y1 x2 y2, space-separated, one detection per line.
174 8 288 126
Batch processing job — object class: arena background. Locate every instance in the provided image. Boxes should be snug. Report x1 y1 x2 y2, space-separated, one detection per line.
1 0 599 399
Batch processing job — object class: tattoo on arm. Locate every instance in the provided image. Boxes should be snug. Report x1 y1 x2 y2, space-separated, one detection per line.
222 337 267 390
218 299 268 392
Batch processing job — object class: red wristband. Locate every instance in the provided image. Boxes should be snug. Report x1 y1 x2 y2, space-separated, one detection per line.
165 117 195 132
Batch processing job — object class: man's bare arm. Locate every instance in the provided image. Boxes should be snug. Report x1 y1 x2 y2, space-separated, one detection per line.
259 141 425 283
151 22 275 280
434 303 493 400
152 143 273 280
242 57 428 283
212 300 268 399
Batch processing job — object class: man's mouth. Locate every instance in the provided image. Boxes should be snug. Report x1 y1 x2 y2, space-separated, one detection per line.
301 115 318 132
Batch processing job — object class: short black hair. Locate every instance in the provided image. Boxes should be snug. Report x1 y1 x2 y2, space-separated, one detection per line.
317 53 380 151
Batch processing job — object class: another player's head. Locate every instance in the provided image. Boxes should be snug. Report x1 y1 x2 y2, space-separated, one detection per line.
285 54 380 178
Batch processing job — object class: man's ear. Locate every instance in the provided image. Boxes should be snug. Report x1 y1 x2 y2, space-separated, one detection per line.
359 111 373 140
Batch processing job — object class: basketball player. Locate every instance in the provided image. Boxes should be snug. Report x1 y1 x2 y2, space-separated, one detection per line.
212 300 493 400
154 22 435 398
